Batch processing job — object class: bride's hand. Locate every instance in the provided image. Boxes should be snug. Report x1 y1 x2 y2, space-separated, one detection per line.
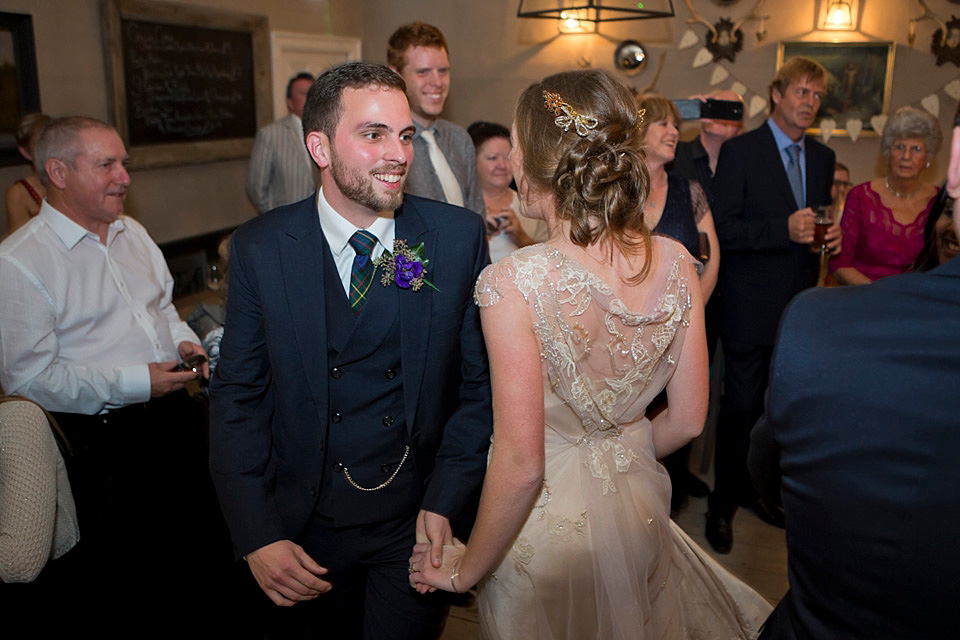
409 541 466 595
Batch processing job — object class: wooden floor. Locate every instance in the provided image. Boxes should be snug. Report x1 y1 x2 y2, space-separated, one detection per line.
440 493 788 639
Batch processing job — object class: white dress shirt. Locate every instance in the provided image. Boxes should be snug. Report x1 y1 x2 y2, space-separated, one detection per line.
316 187 397 296
0 201 200 414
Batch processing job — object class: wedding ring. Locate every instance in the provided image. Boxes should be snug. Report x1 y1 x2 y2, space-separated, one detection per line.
408 563 416 574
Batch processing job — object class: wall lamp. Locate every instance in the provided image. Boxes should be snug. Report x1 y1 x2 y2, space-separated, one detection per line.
819 0 859 31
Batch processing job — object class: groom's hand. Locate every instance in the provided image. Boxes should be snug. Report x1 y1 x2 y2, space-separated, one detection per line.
246 539 331 606
416 509 453 568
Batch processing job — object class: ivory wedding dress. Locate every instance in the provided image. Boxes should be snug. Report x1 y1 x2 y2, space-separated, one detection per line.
473 237 772 640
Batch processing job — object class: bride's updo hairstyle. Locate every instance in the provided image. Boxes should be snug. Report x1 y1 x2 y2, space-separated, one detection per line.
514 69 651 280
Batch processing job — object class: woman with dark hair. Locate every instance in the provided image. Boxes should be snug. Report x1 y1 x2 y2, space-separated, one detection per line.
468 121 548 262
830 106 942 284
913 188 958 272
410 69 769 639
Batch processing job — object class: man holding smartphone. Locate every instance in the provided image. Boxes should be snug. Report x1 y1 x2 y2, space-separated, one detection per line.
0 117 225 630
671 89 746 209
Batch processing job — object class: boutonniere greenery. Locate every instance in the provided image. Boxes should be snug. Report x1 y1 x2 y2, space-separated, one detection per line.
373 239 438 292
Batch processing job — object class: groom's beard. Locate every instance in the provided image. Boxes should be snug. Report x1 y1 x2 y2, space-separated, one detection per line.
330 150 407 214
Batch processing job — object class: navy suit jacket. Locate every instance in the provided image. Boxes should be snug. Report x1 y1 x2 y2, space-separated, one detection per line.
209 194 492 558
713 122 835 346
749 257 960 639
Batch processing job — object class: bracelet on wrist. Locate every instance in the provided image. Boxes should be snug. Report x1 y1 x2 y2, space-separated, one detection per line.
450 558 463 594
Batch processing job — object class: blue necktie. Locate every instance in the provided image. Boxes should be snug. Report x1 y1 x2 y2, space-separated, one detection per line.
787 144 804 209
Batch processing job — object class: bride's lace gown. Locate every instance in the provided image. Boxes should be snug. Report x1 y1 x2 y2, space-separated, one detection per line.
473 237 772 640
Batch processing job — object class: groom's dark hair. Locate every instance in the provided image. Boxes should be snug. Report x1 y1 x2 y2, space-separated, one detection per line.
303 61 407 141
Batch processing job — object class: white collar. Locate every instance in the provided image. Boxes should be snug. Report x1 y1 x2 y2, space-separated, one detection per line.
316 187 395 258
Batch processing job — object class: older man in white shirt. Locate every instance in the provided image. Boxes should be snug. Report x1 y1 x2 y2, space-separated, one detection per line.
0 116 233 631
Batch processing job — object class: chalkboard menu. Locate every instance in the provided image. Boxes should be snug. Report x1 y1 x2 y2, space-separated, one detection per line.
103 0 271 169
121 19 257 145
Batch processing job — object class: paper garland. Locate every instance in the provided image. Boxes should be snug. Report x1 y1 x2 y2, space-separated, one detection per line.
710 66 730 85
678 29 699 50
945 79 960 102
846 119 863 142
748 95 767 118
870 115 888 136
920 93 940 118
819 119 836 143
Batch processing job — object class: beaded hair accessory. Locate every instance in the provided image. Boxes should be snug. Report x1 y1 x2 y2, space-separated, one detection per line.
636 108 646 129
543 89 599 137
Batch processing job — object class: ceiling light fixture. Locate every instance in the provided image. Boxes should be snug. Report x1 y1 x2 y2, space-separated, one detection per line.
518 0 676 26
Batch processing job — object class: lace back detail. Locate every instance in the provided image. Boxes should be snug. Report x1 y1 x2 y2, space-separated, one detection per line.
474 239 694 438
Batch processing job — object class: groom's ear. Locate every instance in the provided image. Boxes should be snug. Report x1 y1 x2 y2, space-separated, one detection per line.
306 130 332 170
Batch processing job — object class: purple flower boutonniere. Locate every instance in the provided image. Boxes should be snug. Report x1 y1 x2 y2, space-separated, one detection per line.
373 239 439 292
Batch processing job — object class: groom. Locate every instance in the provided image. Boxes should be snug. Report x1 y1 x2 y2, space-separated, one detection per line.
209 61 492 638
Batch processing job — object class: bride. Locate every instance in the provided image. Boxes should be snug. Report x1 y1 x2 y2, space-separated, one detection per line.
410 69 771 639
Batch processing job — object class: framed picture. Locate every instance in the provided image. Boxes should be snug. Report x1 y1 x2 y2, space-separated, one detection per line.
777 41 895 137
102 0 272 169
0 12 41 167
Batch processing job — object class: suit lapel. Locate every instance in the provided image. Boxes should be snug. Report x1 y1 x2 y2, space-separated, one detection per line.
394 199 436 433
760 123 800 211
278 203 330 417
804 139 828 209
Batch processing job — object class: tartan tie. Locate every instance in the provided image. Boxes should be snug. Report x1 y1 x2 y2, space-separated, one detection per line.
348 230 378 314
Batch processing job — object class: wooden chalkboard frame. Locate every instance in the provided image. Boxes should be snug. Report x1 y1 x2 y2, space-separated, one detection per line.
102 0 272 169
0 12 42 167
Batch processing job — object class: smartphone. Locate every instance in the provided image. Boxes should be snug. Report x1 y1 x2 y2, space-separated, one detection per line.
699 231 711 264
175 354 207 373
485 214 510 236
673 99 743 122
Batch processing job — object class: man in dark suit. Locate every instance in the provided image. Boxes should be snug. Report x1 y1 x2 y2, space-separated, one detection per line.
746 121 960 640
707 57 841 553
210 61 492 639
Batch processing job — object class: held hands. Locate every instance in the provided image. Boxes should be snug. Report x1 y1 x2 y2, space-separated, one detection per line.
246 540 331 606
412 509 455 594
409 540 467 595
415 509 453 567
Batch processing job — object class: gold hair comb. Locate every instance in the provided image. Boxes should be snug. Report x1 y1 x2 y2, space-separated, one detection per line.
543 90 598 137
637 108 646 129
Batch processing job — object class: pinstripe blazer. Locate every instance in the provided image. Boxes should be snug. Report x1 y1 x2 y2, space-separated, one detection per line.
246 114 318 214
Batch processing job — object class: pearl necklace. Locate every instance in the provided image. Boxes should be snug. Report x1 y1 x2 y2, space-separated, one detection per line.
884 177 922 199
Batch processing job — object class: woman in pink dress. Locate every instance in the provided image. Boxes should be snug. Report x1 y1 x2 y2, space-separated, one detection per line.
829 106 941 284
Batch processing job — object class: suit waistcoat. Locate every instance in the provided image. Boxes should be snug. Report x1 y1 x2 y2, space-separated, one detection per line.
317 246 421 526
